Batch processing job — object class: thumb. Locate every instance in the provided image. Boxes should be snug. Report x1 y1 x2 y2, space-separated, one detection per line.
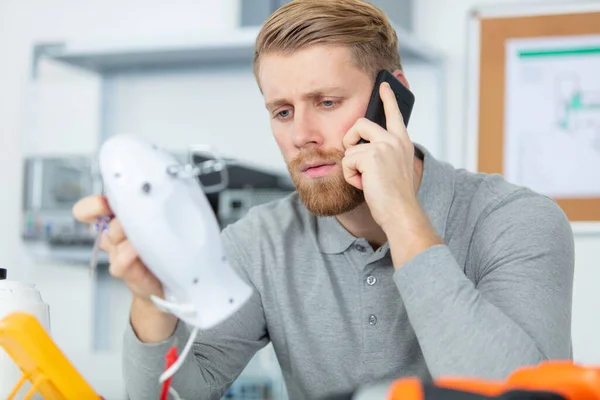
72 195 113 223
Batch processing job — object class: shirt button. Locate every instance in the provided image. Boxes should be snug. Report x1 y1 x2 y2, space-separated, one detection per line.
368 314 377 326
355 244 367 252
366 276 377 286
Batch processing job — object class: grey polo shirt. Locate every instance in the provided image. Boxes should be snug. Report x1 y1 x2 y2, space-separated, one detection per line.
122 145 574 400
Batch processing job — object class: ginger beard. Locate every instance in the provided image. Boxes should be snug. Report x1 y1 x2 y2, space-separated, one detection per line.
287 147 364 216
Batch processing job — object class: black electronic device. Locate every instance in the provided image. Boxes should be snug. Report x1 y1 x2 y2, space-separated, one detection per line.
359 69 415 144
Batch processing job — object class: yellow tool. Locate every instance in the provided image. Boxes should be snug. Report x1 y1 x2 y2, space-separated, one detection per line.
0 312 102 400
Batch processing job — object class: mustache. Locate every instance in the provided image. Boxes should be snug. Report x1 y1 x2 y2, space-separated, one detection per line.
288 148 344 171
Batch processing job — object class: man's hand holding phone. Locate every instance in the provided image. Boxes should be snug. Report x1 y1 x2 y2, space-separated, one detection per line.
342 82 417 230
341 81 442 267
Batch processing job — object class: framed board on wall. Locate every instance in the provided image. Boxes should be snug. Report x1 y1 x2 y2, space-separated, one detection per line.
465 2 600 233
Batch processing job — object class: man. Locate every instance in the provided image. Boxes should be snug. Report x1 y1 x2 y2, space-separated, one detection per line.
73 0 575 399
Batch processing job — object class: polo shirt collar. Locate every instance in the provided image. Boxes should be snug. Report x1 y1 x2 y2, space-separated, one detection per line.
316 143 455 254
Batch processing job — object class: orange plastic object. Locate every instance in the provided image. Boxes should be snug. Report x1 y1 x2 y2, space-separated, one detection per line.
388 360 600 400
0 312 102 400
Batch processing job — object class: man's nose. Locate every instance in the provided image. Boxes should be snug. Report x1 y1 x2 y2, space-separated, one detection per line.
292 110 323 148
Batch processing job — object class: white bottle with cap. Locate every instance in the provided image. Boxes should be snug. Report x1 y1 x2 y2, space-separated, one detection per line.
0 268 51 399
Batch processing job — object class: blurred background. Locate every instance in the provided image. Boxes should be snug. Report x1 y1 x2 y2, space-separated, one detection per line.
0 0 599 399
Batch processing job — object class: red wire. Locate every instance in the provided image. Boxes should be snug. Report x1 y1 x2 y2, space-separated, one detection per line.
160 346 179 400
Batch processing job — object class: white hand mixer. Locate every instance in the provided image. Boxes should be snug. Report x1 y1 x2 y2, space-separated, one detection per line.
91 134 253 398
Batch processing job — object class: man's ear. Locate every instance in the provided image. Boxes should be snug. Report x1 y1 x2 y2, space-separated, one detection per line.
391 69 410 89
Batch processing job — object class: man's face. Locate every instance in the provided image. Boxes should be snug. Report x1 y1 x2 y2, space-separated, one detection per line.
258 45 373 216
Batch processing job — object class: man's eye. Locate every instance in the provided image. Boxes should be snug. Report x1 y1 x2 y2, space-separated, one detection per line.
322 100 335 107
277 109 292 119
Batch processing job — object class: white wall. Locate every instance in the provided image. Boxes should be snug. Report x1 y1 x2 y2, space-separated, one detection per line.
1 0 599 399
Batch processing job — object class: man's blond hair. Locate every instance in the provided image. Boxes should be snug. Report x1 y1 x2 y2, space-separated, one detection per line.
253 0 402 85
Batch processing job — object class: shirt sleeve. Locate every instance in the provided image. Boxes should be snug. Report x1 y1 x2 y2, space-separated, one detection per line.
393 192 575 380
122 224 269 400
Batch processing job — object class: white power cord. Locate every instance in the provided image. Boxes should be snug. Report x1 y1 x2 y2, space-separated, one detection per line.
169 387 184 400
159 325 199 384
150 295 201 400
151 296 198 318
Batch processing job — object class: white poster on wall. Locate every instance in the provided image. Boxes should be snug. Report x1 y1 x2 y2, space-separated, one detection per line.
504 34 600 198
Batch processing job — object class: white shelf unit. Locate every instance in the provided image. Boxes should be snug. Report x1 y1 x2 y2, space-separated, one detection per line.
34 26 444 75
28 24 446 361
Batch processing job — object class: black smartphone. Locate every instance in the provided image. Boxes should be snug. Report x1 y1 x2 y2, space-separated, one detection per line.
359 70 415 143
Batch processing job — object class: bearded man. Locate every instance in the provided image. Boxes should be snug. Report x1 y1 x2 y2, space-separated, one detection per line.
73 1 575 399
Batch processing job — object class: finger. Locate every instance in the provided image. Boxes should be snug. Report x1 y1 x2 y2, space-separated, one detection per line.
99 232 114 253
107 218 127 244
379 82 406 136
120 258 162 298
341 152 363 190
342 117 388 149
344 142 369 158
108 240 140 279
109 243 158 294
72 195 112 223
